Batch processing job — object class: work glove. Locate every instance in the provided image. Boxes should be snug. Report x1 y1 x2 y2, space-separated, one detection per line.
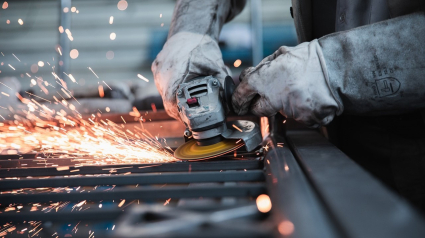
232 39 342 128
152 32 230 120
233 12 425 127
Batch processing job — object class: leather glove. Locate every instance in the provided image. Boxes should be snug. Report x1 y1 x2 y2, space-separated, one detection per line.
152 32 230 120
152 0 246 120
232 39 342 128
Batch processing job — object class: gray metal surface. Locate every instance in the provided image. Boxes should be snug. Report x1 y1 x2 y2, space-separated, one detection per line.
286 129 425 238
263 136 341 238
0 170 264 190
113 204 271 238
0 159 262 177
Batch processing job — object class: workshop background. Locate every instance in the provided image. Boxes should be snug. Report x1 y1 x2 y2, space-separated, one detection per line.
0 0 296 113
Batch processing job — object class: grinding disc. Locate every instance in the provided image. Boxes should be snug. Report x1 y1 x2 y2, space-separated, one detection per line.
174 139 244 160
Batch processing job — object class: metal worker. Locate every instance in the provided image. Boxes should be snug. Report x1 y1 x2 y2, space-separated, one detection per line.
152 0 425 211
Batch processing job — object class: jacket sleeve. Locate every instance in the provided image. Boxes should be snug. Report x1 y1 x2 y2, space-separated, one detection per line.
168 0 246 41
318 12 425 116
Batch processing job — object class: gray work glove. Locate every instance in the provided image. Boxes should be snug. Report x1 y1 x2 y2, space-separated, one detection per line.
152 32 230 120
232 40 341 128
233 12 425 127
152 0 246 120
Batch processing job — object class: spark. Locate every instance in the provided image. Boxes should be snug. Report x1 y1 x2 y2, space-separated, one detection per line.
110 32 116 40
278 221 295 236
164 198 171 206
18 19 23 25
117 0 128 10
8 64 15 70
234 59 242 67
57 47 62 55
56 166 69 171
61 88 72 98
109 16 114 24
121 116 126 124
70 49 79 59
160 13 162 18
38 61 44 67
1 92 10 97
12 53 21 62
58 26 64 33
68 74 76 83
25 91 51 103
256 194 272 213
75 200 86 207
87 67 99 79
232 124 243 132
118 199 125 207
137 74 149 82
2 1 8 9
0 81 12 90
98 85 104 98
105 107 110 112
71 6 76 12
151 103 157 112
103 81 112 90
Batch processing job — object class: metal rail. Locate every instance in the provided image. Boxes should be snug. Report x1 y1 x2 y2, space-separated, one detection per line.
0 170 264 190
0 183 266 204
0 159 262 177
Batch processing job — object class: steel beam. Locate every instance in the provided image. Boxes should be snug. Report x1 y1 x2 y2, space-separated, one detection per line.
285 130 425 238
0 170 264 190
0 183 266 204
0 160 262 177
0 208 122 223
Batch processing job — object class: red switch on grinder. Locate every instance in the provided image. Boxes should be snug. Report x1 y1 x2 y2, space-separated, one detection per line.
187 97 198 105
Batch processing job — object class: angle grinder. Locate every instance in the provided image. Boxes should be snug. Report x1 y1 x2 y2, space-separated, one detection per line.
174 76 262 160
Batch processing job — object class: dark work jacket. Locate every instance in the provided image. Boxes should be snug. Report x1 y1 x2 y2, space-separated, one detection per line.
291 0 425 211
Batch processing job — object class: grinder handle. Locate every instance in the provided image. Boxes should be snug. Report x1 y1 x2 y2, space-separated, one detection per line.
223 76 236 114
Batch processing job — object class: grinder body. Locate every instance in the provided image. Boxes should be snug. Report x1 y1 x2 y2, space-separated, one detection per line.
176 76 227 145
174 76 262 160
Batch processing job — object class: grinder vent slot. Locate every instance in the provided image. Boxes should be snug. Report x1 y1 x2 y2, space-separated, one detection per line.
188 84 208 97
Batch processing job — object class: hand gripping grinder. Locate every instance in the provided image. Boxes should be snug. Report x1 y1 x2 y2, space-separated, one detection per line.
174 76 262 160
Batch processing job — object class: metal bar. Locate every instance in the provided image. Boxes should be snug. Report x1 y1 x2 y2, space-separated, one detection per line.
0 170 264 190
250 0 263 65
58 0 71 84
0 157 80 168
0 208 122 223
0 184 266 204
285 130 425 238
0 160 262 177
263 136 341 238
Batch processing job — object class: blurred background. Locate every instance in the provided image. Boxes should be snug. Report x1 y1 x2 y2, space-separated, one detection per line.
0 0 296 115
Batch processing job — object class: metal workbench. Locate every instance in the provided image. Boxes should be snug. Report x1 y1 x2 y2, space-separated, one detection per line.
0 112 424 238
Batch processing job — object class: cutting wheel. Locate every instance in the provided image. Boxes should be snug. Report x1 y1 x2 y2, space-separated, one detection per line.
174 139 244 160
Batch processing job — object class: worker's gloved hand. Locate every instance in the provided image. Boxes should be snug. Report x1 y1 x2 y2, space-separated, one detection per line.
232 39 342 128
152 32 230 120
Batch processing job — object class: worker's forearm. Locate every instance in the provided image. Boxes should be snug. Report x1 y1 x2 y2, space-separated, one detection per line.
168 0 233 41
319 12 425 115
